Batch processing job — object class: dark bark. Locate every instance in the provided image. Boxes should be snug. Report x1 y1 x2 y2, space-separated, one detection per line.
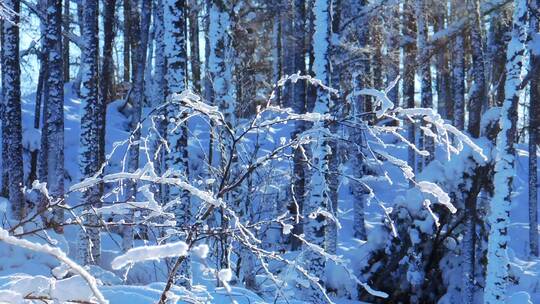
487 9 510 107
2 0 26 220
130 4 141 84
62 0 70 82
100 0 116 168
188 0 201 92
452 0 465 131
416 0 434 171
123 0 131 82
467 0 487 138
434 6 452 120
403 0 417 177
78 0 101 265
28 52 46 187
0 19 5 197
290 0 307 251
529 0 539 257
41 0 66 230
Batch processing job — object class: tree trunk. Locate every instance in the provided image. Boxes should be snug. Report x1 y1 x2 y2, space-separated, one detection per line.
208 0 235 272
29 50 46 187
123 0 131 83
304 0 331 302
403 0 417 178
462 1 488 300
272 0 282 107
486 9 510 108
42 0 66 230
62 0 70 82
130 6 140 84
1 0 26 220
0 17 5 197
434 5 452 120
371 16 383 90
349 0 371 242
325 0 343 256
452 0 465 131
485 1 528 302
30 0 48 188
151 0 166 206
528 0 539 258
71 1 84 96
189 0 201 92
281 0 293 108
385 3 400 107
467 0 487 138
100 0 116 169
164 0 191 289
290 0 307 251
415 0 434 172
122 0 151 253
78 0 101 265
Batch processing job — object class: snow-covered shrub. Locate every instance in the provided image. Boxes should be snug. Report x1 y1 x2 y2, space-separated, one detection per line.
357 110 501 303
0 75 487 303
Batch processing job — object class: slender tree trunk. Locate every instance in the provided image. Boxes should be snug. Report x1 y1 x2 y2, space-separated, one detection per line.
154 0 165 107
164 0 191 289
208 0 235 272
306 0 316 114
203 0 215 177
144 23 155 107
1 0 26 220
29 51 45 187
123 0 131 83
485 1 528 302
272 0 282 107
385 3 400 107
350 0 370 241
352 68 369 241
434 5 452 119
290 0 307 251
38 0 50 220
463 1 488 300
0 17 5 197
452 0 465 131
189 0 201 93
403 0 417 177
62 0 70 82
100 0 116 168
30 2 48 188
151 0 166 206
43 0 66 230
415 0 434 172
123 0 151 253
467 0 487 138
528 0 539 258
486 9 510 108
371 17 383 90
78 0 101 265
130 6 141 84
325 0 343 256
71 1 84 95
304 0 331 302
280 0 293 108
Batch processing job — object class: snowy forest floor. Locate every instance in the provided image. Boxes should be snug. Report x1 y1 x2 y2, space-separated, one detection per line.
0 84 538 303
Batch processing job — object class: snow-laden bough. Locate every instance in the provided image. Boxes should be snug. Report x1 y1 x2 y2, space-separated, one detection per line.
111 240 189 270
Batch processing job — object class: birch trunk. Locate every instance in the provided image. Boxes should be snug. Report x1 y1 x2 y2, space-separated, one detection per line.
485 1 528 302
